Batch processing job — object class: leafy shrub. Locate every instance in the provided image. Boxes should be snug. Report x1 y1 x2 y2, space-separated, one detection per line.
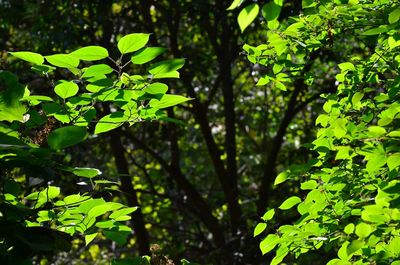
0 33 189 264
233 0 400 264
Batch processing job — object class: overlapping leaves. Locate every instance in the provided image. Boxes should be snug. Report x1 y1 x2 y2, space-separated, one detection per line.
248 1 400 264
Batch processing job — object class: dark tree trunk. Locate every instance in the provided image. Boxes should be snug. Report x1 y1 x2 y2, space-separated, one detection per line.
109 133 150 255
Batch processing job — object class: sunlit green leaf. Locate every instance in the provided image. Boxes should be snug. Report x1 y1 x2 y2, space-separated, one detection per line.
389 8 400 24
149 59 185 79
279 196 301 210
262 209 275 221
109 207 138 219
149 95 191 109
144 83 168 95
70 46 109 61
387 153 400 171
344 223 355 235
274 171 288 185
260 234 279 255
10 51 44 65
227 0 242 10
54 80 79 99
79 199 106 214
95 112 128 134
85 233 98 246
87 202 124 219
254 223 266 237
131 47 166 64
238 3 259 32
118 33 150 54
82 64 113 78
45 54 80 68
72 167 102 178
355 223 373 238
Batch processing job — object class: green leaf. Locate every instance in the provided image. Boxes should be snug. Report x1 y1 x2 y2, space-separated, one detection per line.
388 237 400 256
85 233 97 246
335 146 352 160
227 0 242 10
31 64 56 74
261 1 282 22
355 223 373 238
344 223 354 235
95 220 115 229
149 95 191 109
389 8 400 24
387 153 400 171
131 47 166 64
25 191 39 200
367 126 386 137
259 234 279 254
254 223 267 237
79 198 106 214
109 207 138 219
9 51 44 65
45 54 80 68
47 126 87 150
366 154 387 173
113 215 132 221
338 62 355 72
279 196 301 210
118 33 150 54
267 20 280 30
361 208 387 224
45 186 61 200
54 80 79 99
271 247 288 265
27 186 61 203
144 83 168 95
22 95 53 106
275 81 286 91
238 3 260 32
70 46 109 61
262 209 275 221
82 64 113 78
72 167 102 178
316 114 330 127
274 171 288 185
338 241 350 260
0 71 27 122
300 180 318 190
63 194 89 205
149 59 185 79
94 180 119 185
362 25 389 36
347 240 364 256
334 118 347 138
302 0 317 8
104 229 130 246
351 92 364 106
95 112 128 134
87 202 124 219
86 78 113 93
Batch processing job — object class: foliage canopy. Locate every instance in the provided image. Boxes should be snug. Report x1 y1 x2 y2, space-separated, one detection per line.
1 0 400 264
